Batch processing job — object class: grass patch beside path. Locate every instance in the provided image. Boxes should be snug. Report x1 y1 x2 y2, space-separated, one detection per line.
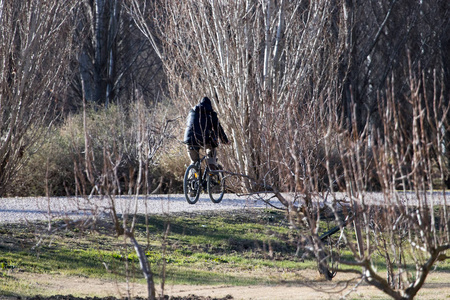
0 208 316 297
3 208 450 298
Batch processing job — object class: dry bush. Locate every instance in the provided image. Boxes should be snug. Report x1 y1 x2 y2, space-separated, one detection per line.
0 0 76 196
7 128 75 196
9 100 179 197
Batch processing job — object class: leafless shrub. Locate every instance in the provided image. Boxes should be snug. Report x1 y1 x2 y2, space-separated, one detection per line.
311 67 450 299
0 0 77 196
128 0 348 194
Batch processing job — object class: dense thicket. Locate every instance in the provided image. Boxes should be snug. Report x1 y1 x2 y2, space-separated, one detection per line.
2 0 449 195
0 0 76 196
130 0 450 192
1 0 168 196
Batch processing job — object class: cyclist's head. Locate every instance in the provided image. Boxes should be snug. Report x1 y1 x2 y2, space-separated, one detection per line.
199 96 212 112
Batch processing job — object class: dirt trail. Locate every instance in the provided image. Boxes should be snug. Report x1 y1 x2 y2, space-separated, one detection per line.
5 272 450 299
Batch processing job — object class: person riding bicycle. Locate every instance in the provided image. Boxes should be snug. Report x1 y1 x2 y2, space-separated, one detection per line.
183 96 229 170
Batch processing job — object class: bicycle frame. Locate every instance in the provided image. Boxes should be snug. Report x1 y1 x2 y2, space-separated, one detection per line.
195 155 209 187
183 154 225 204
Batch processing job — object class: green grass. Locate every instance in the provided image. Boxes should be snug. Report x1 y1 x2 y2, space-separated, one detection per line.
0 209 316 296
2 208 450 297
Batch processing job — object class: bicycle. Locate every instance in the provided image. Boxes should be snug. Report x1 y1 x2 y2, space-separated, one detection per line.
183 155 225 204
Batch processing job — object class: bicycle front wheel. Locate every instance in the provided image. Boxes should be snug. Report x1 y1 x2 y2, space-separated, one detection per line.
184 164 201 204
207 170 225 203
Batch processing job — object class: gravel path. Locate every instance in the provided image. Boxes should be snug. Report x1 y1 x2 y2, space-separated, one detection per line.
1 191 449 224
0 194 268 223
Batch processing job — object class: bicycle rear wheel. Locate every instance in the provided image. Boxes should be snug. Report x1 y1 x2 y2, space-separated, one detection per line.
184 164 201 204
207 170 225 203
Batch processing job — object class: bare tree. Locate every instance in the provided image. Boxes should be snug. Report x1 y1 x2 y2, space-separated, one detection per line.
316 68 450 299
0 0 76 196
71 0 164 109
70 95 175 299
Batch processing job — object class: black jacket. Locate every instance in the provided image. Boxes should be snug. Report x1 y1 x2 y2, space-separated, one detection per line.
183 97 229 147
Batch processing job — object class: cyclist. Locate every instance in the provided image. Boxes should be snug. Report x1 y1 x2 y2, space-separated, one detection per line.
183 96 229 171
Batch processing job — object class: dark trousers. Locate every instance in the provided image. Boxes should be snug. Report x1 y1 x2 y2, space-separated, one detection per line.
187 145 217 167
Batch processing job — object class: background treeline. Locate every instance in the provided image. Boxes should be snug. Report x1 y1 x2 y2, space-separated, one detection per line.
1 0 450 196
